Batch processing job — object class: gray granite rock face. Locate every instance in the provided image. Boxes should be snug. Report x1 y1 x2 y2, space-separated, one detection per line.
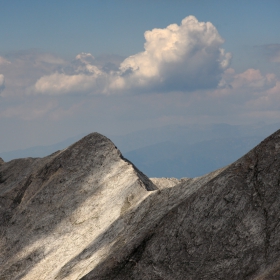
1 130 280 279
89 129 280 280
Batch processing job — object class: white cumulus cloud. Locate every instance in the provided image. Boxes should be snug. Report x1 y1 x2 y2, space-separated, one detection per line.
33 53 109 95
220 68 277 91
111 15 231 92
34 72 107 95
32 16 231 96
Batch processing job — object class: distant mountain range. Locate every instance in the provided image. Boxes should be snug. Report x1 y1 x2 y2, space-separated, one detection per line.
125 136 263 177
1 122 279 178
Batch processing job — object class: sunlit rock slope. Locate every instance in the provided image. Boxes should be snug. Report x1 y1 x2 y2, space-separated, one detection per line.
1 130 280 279
0 133 157 279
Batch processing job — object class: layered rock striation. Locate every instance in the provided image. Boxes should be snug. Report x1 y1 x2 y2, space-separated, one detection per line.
1 130 280 279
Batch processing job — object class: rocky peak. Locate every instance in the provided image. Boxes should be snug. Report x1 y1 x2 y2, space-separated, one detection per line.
1 129 280 280
0 132 157 280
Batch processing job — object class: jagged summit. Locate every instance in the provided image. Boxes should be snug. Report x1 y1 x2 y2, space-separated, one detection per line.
0 130 280 279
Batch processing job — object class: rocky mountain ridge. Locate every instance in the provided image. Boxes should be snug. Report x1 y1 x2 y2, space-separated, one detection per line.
0 130 280 279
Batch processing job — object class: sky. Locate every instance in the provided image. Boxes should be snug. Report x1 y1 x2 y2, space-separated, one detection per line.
0 0 280 152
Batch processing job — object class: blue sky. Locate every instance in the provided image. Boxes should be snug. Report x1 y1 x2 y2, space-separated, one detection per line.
0 1 280 152
2 1 280 62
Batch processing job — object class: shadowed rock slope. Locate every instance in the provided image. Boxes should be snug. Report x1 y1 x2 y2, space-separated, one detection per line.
86 129 280 280
1 130 280 279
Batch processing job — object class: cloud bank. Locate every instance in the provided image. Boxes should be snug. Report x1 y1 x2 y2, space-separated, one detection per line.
32 16 231 95
0 16 279 126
